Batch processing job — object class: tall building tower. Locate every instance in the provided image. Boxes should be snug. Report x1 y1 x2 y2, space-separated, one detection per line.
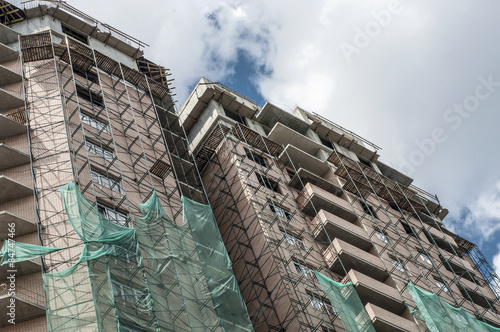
0 1 252 331
179 78 500 331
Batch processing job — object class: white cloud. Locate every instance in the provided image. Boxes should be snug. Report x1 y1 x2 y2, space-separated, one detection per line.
456 181 500 241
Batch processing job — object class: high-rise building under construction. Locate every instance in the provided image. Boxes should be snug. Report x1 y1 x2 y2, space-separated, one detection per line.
0 1 499 331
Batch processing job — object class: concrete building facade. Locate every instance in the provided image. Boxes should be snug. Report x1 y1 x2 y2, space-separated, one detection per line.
178 78 500 331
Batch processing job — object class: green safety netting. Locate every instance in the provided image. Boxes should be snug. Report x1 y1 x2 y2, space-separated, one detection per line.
0 182 253 331
408 282 500 332
314 271 376 332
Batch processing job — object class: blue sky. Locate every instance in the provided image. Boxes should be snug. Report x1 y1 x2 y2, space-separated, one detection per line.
71 0 500 279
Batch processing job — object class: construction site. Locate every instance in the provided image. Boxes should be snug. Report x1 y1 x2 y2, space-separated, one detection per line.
0 0 499 331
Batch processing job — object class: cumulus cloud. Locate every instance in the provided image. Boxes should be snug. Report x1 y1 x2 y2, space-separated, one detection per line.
453 181 500 241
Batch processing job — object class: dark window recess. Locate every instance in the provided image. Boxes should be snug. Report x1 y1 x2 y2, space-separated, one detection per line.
360 201 376 217
224 108 246 125
287 169 295 180
76 86 103 107
62 24 88 44
359 157 373 169
73 66 99 84
320 136 333 149
256 173 280 194
401 222 417 238
245 149 268 167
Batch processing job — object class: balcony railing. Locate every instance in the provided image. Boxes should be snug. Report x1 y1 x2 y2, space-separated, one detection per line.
0 175 33 204
364 303 418 332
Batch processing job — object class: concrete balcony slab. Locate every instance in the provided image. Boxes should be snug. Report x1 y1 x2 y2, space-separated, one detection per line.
324 238 388 282
0 114 26 139
0 88 24 112
0 211 37 240
0 294 45 327
0 64 21 86
297 182 357 222
0 43 19 63
312 210 371 251
0 144 30 171
365 303 418 332
289 168 343 197
346 269 406 314
0 176 33 204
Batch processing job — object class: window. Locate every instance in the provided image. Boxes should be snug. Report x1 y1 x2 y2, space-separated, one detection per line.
391 257 406 273
435 279 450 293
269 203 294 222
85 139 114 162
98 203 130 227
419 252 432 265
281 231 307 250
91 169 122 194
360 201 375 217
106 243 140 266
80 112 110 134
375 231 390 244
76 86 104 107
256 173 280 194
245 149 268 167
401 222 417 238
111 277 148 309
293 261 315 279
309 294 336 316
73 66 99 84
62 24 88 44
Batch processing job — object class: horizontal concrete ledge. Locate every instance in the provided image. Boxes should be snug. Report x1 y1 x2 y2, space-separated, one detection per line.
0 144 30 171
0 114 26 139
0 176 33 204
0 294 45 327
0 211 37 240
0 64 21 86
0 43 19 63
0 88 24 112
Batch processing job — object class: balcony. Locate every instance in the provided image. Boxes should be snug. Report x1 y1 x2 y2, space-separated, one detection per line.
267 122 327 157
0 285 45 327
0 23 19 45
0 211 37 240
457 282 497 309
297 182 357 222
0 43 18 63
312 210 371 250
424 226 458 254
323 238 388 282
345 270 406 314
0 259 41 280
365 303 418 332
278 144 329 176
0 88 24 112
0 176 33 204
0 144 30 171
289 168 343 197
0 113 26 139
0 64 22 86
